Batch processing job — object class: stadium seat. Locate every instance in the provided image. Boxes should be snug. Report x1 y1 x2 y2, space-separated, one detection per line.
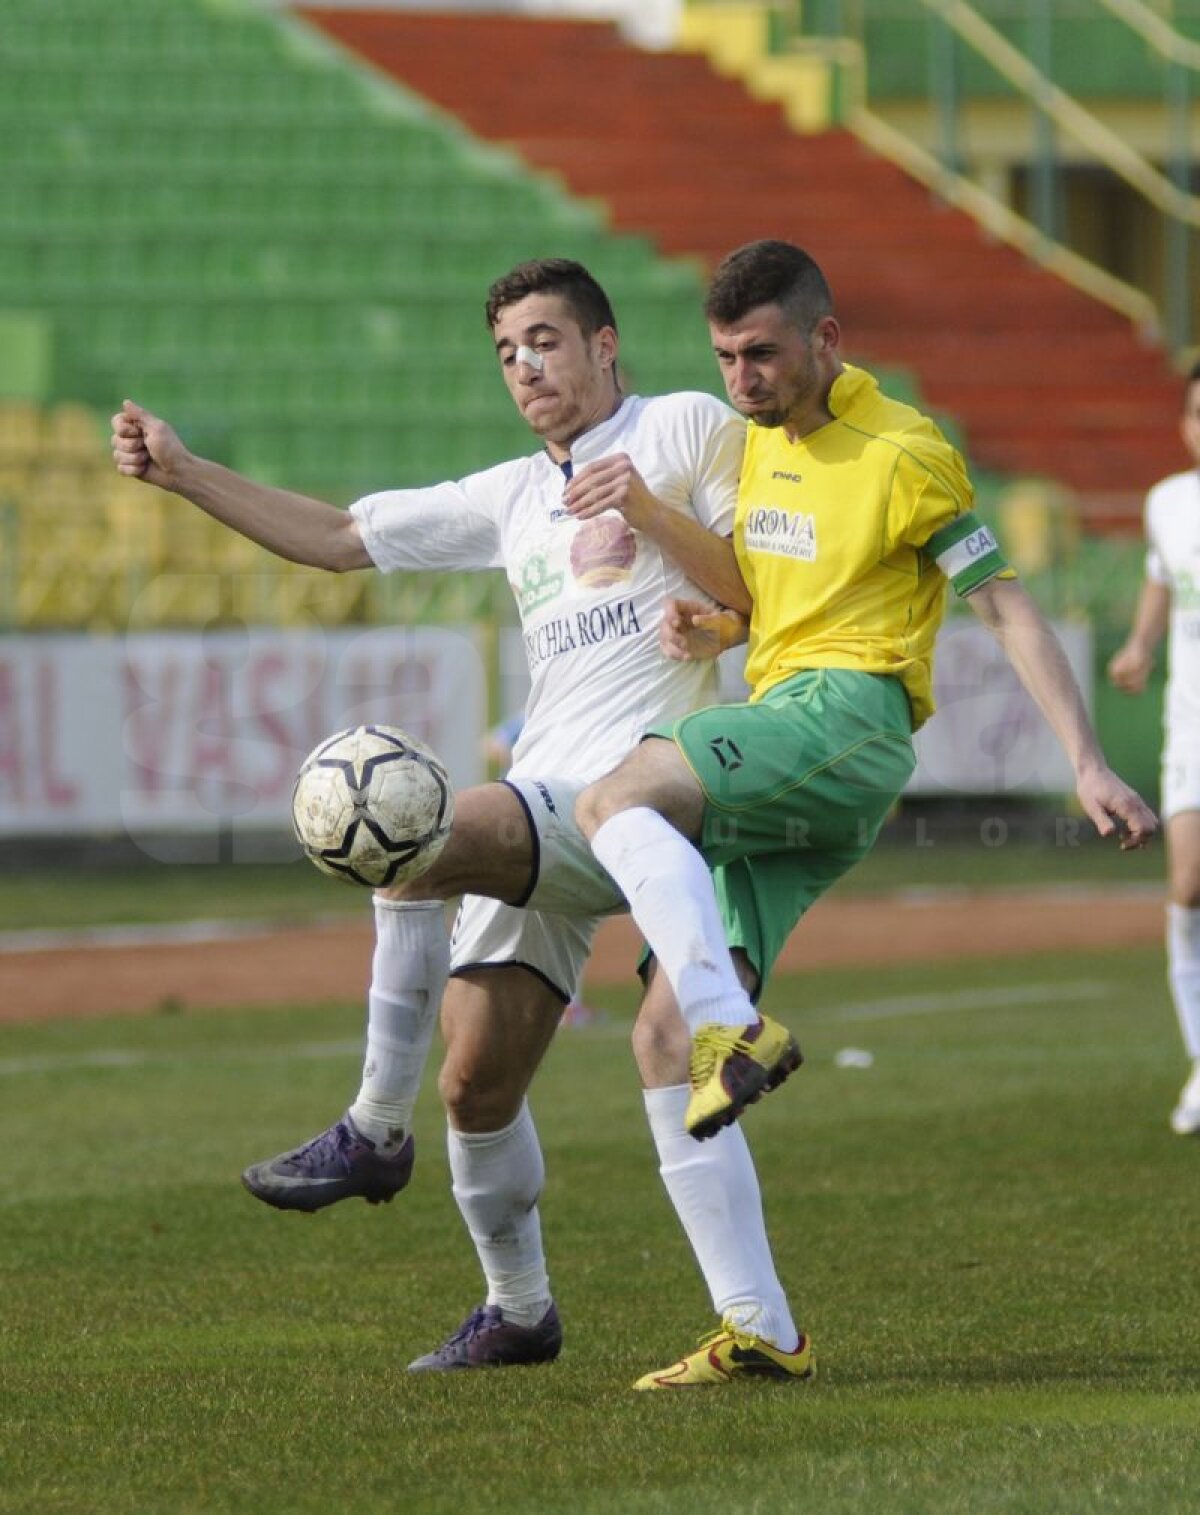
2 0 728 630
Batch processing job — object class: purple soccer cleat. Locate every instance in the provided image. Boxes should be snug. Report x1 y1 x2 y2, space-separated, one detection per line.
407 1302 562 1372
241 1113 414 1213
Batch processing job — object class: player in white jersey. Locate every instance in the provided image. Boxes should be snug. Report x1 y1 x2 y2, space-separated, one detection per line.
112 259 804 1382
1109 359 1200 1134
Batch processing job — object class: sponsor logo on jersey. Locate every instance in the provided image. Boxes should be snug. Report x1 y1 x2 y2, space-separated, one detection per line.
770 470 803 484
515 552 565 614
742 506 817 561
523 598 644 672
1175 569 1200 610
533 780 558 814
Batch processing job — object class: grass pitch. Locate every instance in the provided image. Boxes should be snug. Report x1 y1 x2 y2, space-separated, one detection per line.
0 828 1165 933
1 946 1197 1514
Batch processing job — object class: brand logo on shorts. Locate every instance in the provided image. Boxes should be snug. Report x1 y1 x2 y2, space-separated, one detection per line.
708 735 744 771
533 780 557 814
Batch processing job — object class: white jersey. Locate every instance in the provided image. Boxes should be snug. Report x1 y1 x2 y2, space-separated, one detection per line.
1146 468 1200 735
350 392 743 781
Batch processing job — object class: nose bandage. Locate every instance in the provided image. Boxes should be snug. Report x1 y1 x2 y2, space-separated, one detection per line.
515 345 544 372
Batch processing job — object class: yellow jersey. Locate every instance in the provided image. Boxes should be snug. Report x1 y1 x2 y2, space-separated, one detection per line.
736 364 1009 729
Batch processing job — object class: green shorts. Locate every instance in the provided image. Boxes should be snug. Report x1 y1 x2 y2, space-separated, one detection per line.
650 669 916 988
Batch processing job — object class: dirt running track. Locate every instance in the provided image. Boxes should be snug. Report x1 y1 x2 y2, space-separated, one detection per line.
0 886 1164 1024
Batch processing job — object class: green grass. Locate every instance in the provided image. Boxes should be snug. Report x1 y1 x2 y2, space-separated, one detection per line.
1 948 1197 1513
0 829 1164 933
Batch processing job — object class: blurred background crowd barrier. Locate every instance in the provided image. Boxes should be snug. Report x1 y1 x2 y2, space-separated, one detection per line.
3 0 1196 844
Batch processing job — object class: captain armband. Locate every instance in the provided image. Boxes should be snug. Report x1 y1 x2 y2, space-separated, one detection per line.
925 512 1012 597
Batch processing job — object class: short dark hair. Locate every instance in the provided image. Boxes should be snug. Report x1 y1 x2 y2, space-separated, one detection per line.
1188 358 1200 386
485 258 618 336
705 240 833 331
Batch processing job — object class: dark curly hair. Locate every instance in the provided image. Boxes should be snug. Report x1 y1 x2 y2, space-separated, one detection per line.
485 259 618 336
705 240 833 331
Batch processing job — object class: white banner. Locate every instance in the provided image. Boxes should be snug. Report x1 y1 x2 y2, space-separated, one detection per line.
501 616 1091 798
908 617 1090 795
0 616 1091 842
0 628 487 843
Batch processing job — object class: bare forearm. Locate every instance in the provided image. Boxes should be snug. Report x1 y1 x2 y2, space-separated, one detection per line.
642 511 750 614
972 580 1104 774
970 578 1158 847
171 454 370 572
1125 580 1171 657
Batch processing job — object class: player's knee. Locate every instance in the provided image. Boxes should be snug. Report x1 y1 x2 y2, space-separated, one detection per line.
1172 879 1200 910
437 1057 525 1132
631 1012 690 1081
575 775 620 838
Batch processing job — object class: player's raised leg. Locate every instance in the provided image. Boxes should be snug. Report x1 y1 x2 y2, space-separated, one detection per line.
578 737 800 1140
241 784 539 1211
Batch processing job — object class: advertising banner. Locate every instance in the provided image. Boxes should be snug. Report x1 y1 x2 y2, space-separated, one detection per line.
0 628 487 844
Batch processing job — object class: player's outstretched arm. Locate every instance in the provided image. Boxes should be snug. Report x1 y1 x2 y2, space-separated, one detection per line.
111 399 371 572
1107 580 1171 694
564 453 751 614
660 597 749 662
967 577 1158 849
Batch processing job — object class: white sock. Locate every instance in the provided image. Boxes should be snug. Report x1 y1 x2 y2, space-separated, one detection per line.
644 1084 799 1352
1167 904 1200 1059
347 898 450 1153
590 808 753 1030
447 1101 551 1327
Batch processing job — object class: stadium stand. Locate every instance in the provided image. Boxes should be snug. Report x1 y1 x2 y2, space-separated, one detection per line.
300 7 1188 531
1 0 1181 637
0 0 759 628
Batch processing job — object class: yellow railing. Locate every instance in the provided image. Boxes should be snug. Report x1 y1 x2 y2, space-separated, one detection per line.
1092 0 1200 69
679 0 1192 346
847 104 1162 333
914 0 1200 229
678 2 1162 333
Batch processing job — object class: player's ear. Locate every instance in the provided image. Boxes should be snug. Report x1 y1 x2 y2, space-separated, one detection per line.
813 316 840 355
595 326 618 371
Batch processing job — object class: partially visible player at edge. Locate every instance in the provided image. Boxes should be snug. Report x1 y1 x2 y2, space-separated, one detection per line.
111 258 812 1389
574 240 1156 1377
1108 358 1200 1135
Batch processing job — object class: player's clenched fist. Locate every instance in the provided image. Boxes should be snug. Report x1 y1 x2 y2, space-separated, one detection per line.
111 399 188 490
1106 641 1155 696
563 452 658 530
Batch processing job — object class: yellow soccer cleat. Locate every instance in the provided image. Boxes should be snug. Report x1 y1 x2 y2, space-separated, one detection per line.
685 1013 803 1139
633 1320 816 1389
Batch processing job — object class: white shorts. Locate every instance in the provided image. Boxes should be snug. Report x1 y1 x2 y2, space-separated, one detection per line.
447 775 626 1003
1161 740 1200 822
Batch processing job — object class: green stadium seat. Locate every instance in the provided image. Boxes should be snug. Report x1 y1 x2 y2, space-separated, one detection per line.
3 0 721 630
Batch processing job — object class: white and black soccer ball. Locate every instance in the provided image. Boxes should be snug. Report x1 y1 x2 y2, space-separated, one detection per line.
292 724 454 888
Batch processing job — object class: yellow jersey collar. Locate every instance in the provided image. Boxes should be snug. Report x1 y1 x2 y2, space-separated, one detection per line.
826 363 877 419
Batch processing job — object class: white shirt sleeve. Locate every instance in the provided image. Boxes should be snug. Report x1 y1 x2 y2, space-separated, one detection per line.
1146 543 1170 585
678 394 744 537
350 471 505 573
1145 487 1171 586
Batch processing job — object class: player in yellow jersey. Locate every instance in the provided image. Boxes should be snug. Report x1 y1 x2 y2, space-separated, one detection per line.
577 239 1157 1387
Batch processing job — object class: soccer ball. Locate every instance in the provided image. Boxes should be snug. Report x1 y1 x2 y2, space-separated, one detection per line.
292 724 454 888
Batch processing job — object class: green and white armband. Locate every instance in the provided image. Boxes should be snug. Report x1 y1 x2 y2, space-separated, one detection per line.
925 513 1010 596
